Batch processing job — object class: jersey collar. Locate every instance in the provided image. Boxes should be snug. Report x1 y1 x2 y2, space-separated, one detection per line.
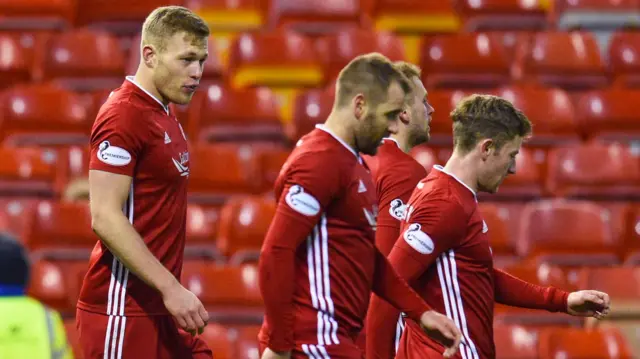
125 76 170 115
315 124 363 164
432 165 477 200
382 137 401 148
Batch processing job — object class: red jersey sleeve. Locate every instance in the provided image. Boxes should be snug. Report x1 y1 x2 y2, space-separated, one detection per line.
258 152 342 352
89 104 145 177
493 268 569 312
366 198 467 359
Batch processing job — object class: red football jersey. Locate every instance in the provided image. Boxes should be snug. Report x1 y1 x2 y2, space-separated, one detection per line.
258 126 429 353
78 78 190 317
363 138 426 256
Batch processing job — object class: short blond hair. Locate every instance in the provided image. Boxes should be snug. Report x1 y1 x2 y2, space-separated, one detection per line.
451 94 532 153
394 61 421 80
335 52 411 108
142 6 210 51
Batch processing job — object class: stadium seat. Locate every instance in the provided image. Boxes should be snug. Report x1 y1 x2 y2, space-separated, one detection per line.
493 324 538 359
456 0 549 31
493 86 579 146
546 143 640 200
538 327 633 359
270 0 365 35
75 0 171 35
315 29 406 80
257 144 290 190
234 325 261 358
27 259 88 315
477 202 525 263
182 261 263 323
609 31 640 88
372 0 461 35
0 198 38 242
0 84 92 146
578 266 640 314
0 0 75 30
575 88 640 142
518 199 620 266
408 144 438 173
420 33 511 89
184 204 223 261
188 84 284 144
517 32 608 90
552 0 640 31
287 88 334 143
426 88 479 146
0 147 58 197
0 33 39 88
227 31 323 88
185 0 266 32
188 143 264 205
55 146 90 191
622 204 640 264
25 200 95 259
199 324 236 359
126 33 223 84
216 195 276 263
42 29 125 92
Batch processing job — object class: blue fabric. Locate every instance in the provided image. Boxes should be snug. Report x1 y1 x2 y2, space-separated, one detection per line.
0 285 25 296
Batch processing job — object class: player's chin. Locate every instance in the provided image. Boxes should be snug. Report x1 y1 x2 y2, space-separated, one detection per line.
171 92 195 106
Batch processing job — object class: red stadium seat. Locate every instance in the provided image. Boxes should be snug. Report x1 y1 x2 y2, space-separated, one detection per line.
0 0 75 30
578 267 640 311
258 144 291 190
184 204 223 261
315 29 406 80
409 144 438 173
493 86 579 146
188 143 264 205
426 88 479 146
575 88 640 142
546 143 640 199
517 32 608 90
270 0 365 35
0 198 38 242
622 204 640 264
235 325 261 358
551 0 640 30
0 33 38 88
0 147 58 197
199 324 236 359
43 29 125 91
518 199 620 266
126 34 223 84
478 202 525 262
0 84 92 146
373 0 461 34
609 31 640 88
227 31 323 88
287 88 334 143
494 324 539 359
538 327 633 359
55 146 90 191
421 33 511 89
216 195 276 263
76 0 170 35
456 0 548 31
189 84 284 144
27 259 88 315
182 261 263 323
25 200 95 259
185 0 267 32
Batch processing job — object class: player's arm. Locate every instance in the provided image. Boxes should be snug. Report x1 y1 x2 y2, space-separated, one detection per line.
493 268 569 312
366 199 466 359
259 153 340 355
89 107 207 333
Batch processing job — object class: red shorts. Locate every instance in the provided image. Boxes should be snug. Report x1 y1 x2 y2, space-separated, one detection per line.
259 337 364 359
76 309 212 359
395 328 448 359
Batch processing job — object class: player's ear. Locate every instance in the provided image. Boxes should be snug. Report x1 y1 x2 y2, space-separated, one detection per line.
479 138 494 160
398 109 410 125
141 44 158 68
353 93 366 120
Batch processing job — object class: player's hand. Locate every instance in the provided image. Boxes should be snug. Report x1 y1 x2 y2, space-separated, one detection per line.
419 310 462 358
162 281 209 335
261 348 291 359
567 290 611 319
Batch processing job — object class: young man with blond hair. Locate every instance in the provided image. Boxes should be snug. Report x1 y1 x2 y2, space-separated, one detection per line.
77 6 211 359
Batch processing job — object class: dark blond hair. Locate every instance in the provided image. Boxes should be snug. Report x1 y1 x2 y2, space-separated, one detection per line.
142 6 210 51
335 52 411 108
394 61 421 80
451 94 532 154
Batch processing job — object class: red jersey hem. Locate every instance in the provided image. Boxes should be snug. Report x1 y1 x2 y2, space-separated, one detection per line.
77 301 170 316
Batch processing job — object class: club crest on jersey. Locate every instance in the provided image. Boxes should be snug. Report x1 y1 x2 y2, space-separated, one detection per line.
97 141 131 166
286 185 320 216
403 223 434 254
389 198 407 221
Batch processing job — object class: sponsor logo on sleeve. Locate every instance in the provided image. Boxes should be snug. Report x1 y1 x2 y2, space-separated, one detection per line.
285 185 320 216
389 198 407 221
403 223 435 255
97 141 132 166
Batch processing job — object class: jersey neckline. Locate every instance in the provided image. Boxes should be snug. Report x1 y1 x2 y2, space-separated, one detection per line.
125 76 170 115
315 124 363 164
432 165 478 200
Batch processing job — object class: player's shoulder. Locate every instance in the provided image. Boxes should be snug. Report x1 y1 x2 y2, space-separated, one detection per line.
289 129 356 168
